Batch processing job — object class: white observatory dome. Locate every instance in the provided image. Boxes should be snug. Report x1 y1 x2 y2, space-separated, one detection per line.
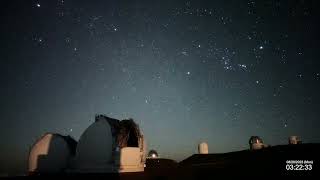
28 133 77 174
73 115 146 173
249 136 264 150
198 142 209 154
74 118 113 172
147 150 159 158
289 136 301 145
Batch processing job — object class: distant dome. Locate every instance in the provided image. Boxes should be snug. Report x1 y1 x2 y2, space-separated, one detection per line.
28 133 77 174
289 136 302 145
198 142 209 154
147 150 159 158
249 136 263 145
249 136 264 150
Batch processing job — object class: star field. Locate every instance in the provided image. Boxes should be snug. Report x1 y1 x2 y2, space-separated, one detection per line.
0 0 320 175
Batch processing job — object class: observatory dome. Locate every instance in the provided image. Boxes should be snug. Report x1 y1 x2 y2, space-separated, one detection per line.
74 117 114 171
289 136 302 145
147 150 159 158
28 133 77 174
73 115 146 173
249 136 264 150
198 142 209 154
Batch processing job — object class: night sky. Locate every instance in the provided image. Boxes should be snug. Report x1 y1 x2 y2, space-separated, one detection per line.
1 0 320 174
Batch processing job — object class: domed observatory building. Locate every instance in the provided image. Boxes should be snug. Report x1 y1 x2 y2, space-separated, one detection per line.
198 142 209 154
249 136 264 150
73 115 146 173
147 150 159 159
289 136 302 145
28 133 77 175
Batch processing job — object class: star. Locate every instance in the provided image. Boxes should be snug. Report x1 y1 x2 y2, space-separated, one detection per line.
259 46 263 50
238 64 247 69
36 3 41 8
256 80 259 84
186 71 191 75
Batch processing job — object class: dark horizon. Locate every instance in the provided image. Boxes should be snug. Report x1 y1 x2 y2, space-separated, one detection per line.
1 0 320 175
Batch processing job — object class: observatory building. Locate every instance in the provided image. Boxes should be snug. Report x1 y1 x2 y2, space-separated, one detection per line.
28 115 146 174
147 150 159 159
249 136 266 150
198 142 209 154
289 136 302 145
72 115 146 173
28 133 77 174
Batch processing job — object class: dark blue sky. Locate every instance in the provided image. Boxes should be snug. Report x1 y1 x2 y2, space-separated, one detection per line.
1 0 320 175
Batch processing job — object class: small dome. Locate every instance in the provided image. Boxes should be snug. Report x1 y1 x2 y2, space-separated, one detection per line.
198 142 209 154
249 136 263 145
289 136 301 144
148 150 159 158
249 136 264 150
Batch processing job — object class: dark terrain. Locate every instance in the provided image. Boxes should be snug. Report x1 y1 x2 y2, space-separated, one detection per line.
5 143 320 178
